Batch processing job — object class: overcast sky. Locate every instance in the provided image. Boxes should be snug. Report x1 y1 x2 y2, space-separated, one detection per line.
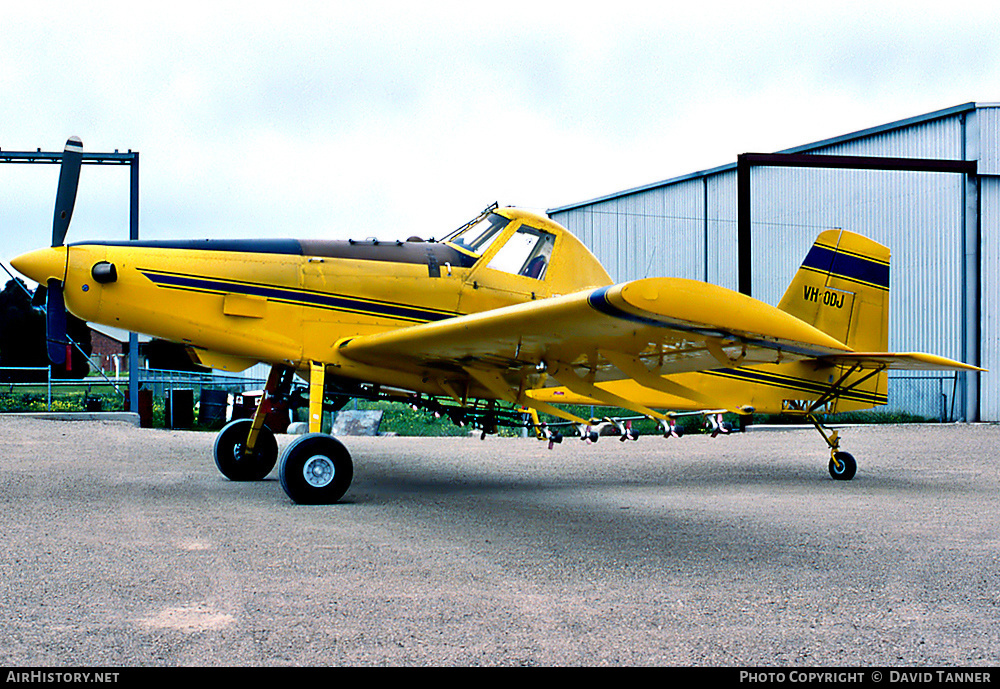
2 1 999 268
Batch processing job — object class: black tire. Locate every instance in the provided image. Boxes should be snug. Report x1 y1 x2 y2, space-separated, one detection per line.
213 419 278 481
829 451 857 481
278 433 353 504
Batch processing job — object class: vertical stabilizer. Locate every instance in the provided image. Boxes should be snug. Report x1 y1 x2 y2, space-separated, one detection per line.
777 229 890 352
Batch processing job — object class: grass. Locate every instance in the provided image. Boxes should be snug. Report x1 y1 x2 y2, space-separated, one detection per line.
751 409 936 425
0 389 125 414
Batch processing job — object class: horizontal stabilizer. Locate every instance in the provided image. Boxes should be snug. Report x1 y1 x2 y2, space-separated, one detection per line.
823 352 985 372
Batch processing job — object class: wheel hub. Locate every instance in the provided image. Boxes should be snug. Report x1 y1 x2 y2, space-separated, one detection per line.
303 454 335 488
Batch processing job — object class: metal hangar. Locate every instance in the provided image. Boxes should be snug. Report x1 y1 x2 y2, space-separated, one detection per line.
548 102 1000 422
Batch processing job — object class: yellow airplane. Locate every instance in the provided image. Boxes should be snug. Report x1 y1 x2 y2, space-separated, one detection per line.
10 138 983 504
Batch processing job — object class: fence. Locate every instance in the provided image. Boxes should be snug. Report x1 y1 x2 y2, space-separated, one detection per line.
133 368 269 397
1 366 269 415
1 367 963 423
886 372 962 422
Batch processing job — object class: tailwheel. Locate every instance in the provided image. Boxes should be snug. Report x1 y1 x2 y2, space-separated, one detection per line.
278 433 353 504
829 451 857 481
213 418 278 481
807 413 858 482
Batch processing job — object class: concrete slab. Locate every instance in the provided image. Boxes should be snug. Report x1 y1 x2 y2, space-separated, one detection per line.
1 411 141 425
1 416 998 666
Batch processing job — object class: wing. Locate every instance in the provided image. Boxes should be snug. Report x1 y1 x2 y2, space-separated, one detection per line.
336 277 856 419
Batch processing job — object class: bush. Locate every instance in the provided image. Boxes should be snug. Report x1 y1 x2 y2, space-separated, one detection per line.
350 398 480 436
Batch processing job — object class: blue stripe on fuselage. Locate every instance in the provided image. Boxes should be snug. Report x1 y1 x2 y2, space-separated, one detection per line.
140 270 456 323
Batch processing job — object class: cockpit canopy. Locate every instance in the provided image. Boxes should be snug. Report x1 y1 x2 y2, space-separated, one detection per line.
444 212 556 281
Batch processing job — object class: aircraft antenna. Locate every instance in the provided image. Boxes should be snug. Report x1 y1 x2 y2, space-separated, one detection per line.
441 201 499 242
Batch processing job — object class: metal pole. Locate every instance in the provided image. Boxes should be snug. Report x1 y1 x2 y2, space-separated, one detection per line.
129 152 140 415
736 154 752 296
959 115 981 422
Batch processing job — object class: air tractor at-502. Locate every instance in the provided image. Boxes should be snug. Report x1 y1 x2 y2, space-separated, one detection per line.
12 138 982 504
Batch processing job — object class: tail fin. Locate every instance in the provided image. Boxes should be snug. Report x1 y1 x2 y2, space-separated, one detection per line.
778 229 890 352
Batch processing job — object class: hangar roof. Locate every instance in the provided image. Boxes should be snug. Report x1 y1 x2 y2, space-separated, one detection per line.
548 102 987 215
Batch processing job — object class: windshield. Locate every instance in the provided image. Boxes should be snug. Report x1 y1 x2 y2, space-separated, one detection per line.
446 213 510 255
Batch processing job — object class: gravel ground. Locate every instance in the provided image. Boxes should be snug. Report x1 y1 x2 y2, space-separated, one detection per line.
1 416 999 667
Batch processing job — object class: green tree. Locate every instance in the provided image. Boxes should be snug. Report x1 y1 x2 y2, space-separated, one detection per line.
0 279 91 380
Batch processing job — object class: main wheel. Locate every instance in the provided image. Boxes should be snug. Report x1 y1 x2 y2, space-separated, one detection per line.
213 419 278 481
278 433 353 504
828 451 857 481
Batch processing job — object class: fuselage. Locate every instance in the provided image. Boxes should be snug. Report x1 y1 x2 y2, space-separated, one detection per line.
11 208 613 393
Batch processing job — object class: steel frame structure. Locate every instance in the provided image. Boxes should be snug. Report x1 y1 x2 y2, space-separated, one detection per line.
736 152 981 420
1 145 141 413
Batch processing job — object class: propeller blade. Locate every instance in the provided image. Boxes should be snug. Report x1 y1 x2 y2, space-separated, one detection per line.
52 136 83 247
45 278 68 366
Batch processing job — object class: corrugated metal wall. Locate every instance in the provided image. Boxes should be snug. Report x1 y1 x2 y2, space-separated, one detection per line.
550 104 996 421
562 178 706 284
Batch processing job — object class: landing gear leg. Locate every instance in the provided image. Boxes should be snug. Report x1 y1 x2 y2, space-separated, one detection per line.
213 365 290 480
807 413 857 481
277 362 355 504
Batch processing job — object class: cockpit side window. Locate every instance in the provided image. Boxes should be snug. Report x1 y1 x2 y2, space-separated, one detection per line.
487 226 555 280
